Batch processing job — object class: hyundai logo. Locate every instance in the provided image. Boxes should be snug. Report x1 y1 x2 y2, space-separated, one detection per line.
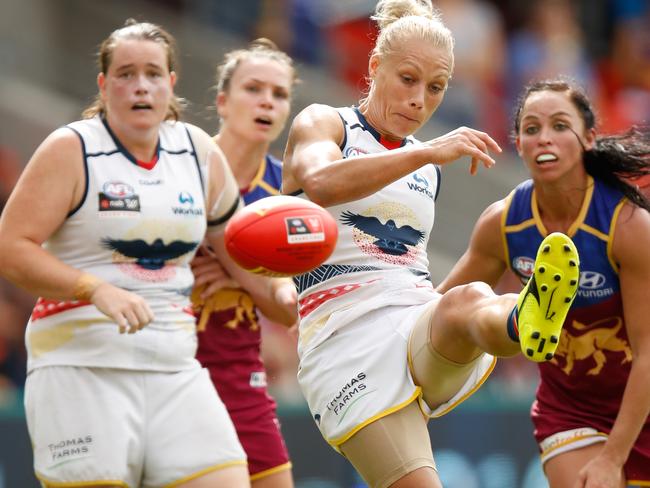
579 271 606 290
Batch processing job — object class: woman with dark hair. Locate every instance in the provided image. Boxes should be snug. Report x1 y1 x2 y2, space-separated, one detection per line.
439 77 650 487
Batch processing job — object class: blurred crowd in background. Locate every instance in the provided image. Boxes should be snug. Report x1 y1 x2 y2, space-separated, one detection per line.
0 0 648 409
180 0 650 142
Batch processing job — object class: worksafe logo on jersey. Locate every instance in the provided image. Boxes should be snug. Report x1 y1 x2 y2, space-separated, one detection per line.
99 181 140 213
407 173 434 200
344 146 369 158
578 271 613 298
172 191 204 216
285 216 325 243
178 191 194 205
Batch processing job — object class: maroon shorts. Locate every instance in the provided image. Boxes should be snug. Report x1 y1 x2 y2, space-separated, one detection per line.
533 403 650 482
197 310 291 478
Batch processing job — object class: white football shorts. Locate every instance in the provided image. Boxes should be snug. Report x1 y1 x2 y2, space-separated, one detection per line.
298 300 495 448
25 365 246 487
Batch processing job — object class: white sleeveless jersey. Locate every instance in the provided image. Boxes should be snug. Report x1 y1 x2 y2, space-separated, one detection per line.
26 116 211 372
294 107 441 354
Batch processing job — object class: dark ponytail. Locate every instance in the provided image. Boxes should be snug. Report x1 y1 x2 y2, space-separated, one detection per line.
584 127 650 211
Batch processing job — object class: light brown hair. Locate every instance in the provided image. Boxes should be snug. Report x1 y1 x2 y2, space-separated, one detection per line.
215 37 298 95
82 18 184 120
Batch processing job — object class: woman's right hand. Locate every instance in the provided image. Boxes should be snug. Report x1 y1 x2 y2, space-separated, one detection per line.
90 283 154 334
424 126 502 175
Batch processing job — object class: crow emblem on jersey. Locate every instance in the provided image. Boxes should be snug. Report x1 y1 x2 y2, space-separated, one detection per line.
340 211 425 256
102 238 199 270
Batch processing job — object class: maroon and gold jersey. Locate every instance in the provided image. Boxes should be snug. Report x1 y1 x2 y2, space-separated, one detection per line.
503 177 650 480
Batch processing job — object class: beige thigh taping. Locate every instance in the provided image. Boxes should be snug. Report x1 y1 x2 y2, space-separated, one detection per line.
409 301 481 409
340 401 436 488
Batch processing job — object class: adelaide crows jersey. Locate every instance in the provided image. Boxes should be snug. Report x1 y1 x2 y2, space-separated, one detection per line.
27 116 210 372
292 107 441 354
294 107 440 293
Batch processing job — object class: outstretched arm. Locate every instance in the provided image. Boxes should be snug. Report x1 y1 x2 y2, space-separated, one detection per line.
282 104 502 207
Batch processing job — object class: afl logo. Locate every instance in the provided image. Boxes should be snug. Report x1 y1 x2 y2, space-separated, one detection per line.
102 181 135 198
579 271 606 290
513 256 535 278
344 146 368 158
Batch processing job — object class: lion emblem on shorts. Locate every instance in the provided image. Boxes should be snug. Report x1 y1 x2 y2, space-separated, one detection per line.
551 317 632 375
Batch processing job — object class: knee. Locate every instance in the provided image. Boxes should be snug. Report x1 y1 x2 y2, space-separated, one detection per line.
436 282 494 328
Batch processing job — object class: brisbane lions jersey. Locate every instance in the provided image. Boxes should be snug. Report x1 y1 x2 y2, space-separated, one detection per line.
195 153 283 384
503 176 650 467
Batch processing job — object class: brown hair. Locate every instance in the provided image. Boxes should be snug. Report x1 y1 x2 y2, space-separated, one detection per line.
215 38 298 95
82 18 184 120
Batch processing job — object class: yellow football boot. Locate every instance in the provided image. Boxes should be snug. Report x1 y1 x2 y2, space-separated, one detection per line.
516 232 580 362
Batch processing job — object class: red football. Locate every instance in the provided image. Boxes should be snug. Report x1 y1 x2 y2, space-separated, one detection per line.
224 195 338 276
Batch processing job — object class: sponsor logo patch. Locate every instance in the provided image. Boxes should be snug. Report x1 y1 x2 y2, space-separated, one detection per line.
327 372 369 417
172 191 204 217
406 173 434 200
99 181 140 213
513 256 535 279
577 271 614 298
579 271 606 290
139 178 163 186
250 371 267 388
47 435 93 467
